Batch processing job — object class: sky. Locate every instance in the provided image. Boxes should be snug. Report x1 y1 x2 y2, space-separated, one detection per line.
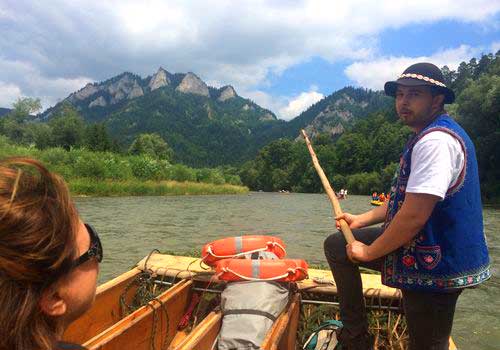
0 0 499 120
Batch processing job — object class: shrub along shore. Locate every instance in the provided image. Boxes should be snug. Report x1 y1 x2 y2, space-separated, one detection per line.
69 179 248 196
0 138 248 196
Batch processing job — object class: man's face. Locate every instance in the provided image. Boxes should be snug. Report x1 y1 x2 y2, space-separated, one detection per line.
395 85 441 131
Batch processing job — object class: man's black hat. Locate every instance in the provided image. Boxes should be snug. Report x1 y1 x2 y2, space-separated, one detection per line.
384 62 455 104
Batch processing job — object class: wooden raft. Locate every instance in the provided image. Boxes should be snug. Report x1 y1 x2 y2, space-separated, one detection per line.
63 262 300 350
64 253 456 350
136 253 402 300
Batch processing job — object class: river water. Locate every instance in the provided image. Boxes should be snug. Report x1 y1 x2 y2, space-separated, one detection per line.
75 193 499 349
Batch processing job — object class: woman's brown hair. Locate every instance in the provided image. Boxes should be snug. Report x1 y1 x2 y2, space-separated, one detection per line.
0 157 79 350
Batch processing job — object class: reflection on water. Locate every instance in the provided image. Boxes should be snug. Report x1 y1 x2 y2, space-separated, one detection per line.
76 193 499 349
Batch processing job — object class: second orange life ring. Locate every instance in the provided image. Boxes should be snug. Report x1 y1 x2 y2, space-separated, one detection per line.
201 235 286 266
215 258 308 282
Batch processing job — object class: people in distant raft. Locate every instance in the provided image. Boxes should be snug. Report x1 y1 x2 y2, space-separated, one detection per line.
324 63 490 350
0 158 102 350
371 192 378 200
337 189 345 199
378 192 386 202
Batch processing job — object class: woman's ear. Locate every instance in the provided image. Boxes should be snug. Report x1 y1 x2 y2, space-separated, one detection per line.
39 287 67 317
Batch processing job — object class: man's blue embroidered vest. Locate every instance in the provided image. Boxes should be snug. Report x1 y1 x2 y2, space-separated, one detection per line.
382 114 490 291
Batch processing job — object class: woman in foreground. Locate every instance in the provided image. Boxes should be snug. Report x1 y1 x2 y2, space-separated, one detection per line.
0 158 102 350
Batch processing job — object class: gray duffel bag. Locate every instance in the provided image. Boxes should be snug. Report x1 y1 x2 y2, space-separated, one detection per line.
217 281 290 350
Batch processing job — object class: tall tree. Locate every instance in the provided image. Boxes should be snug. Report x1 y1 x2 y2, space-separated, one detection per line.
0 97 42 143
128 133 174 161
24 123 53 149
10 97 42 122
85 123 113 152
456 74 500 200
441 65 456 87
49 103 85 150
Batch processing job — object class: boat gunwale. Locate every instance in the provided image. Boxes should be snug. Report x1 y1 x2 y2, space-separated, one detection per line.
83 279 193 349
63 268 143 344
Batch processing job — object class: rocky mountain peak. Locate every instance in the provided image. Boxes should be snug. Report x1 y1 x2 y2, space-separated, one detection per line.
175 72 209 97
149 67 171 91
259 112 275 121
217 85 237 102
128 81 144 98
107 73 142 104
297 123 345 141
72 83 100 101
89 96 107 108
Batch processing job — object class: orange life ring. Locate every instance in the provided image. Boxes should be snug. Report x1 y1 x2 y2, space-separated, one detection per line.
201 235 286 266
215 258 308 282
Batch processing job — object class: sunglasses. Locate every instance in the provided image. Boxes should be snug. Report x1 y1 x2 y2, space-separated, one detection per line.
73 223 103 267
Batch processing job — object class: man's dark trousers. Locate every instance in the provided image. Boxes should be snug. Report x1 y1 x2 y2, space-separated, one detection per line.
323 227 462 350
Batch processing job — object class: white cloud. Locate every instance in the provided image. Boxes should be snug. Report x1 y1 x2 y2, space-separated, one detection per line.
0 0 499 110
242 90 286 116
0 57 92 109
0 82 22 107
491 41 500 53
279 89 324 120
344 45 484 90
241 86 324 120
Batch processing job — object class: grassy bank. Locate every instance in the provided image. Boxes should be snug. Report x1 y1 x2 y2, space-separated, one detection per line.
69 178 248 196
0 137 248 196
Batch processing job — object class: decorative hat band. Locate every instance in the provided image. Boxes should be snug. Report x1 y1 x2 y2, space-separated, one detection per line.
398 73 447 88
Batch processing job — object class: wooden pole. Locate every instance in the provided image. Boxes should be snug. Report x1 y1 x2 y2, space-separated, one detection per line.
301 130 355 244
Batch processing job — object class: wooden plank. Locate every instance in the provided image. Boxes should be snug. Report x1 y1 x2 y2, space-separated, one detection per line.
64 268 142 344
300 268 402 300
137 253 401 300
84 279 193 350
169 330 190 349
170 311 222 350
137 254 213 280
261 293 300 350
278 294 300 350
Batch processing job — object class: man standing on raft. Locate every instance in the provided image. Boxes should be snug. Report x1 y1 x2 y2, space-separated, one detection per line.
324 63 490 350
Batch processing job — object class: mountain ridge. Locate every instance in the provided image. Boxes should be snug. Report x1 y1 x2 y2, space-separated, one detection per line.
0 108 11 117
41 68 268 123
38 69 390 166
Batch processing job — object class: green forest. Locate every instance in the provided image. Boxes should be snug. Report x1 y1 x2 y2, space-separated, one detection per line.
0 52 498 201
0 100 245 195
240 52 500 203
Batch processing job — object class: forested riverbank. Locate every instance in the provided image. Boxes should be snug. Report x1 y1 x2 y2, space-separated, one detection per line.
0 138 248 196
240 53 500 203
0 52 497 201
